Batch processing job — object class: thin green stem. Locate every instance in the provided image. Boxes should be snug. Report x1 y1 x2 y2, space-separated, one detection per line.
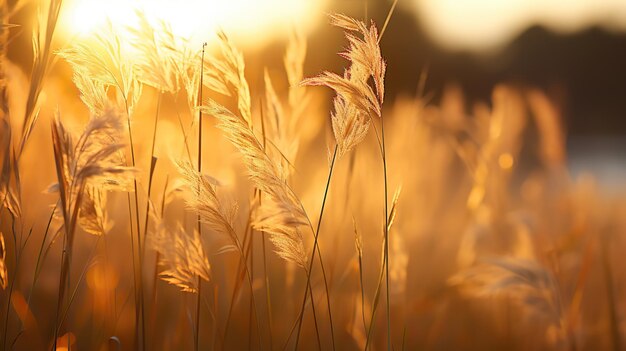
280 274 322 351
195 43 207 351
358 246 367 331
261 232 274 350
126 192 139 350
365 243 387 350
56 236 101 332
127 115 145 351
2 215 17 350
139 91 160 350
221 213 253 343
221 214 264 350
233 235 264 350
141 92 161 259
119 89 144 351
248 232 255 349
381 115 391 351
294 145 338 350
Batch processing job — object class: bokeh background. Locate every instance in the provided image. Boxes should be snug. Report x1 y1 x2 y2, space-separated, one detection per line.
8 0 626 185
2 0 626 350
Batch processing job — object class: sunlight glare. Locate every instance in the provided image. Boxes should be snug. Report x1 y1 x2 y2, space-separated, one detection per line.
62 0 325 47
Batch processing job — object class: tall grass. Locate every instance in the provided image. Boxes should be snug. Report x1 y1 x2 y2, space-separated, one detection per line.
0 3 624 351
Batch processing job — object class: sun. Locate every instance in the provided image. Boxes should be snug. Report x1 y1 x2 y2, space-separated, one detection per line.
61 0 326 47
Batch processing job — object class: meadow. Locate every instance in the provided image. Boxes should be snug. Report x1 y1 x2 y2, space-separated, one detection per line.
0 0 624 350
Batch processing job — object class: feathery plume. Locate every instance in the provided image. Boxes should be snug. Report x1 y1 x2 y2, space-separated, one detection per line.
282 28 310 168
263 27 311 179
128 11 180 94
284 28 308 112
78 186 112 236
150 214 210 293
203 31 252 126
51 109 132 236
199 32 309 267
71 68 110 117
263 68 296 180
175 160 238 240
200 100 308 267
19 0 62 154
57 22 142 115
302 14 386 159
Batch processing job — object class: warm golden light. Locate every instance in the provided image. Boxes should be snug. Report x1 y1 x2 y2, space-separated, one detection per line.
61 0 325 47
4 1 626 350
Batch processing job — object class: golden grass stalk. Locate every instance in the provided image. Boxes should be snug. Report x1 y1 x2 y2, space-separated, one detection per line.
194 42 205 351
18 0 62 156
199 32 332 348
284 28 309 147
302 14 385 160
365 185 401 350
293 145 337 350
0 0 18 222
139 101 160 351
201 34 309 255
200 100 308 267
295 13 387 349
175 158 264 348
50 108 131 349
59 21 146 348
1 6 65 345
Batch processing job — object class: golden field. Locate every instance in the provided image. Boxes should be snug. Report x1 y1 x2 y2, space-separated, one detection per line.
0 0 625 350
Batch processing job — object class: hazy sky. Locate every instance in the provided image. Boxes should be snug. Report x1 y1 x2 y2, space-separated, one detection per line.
409 0 626 51
60 0 324 47
59 0 626 51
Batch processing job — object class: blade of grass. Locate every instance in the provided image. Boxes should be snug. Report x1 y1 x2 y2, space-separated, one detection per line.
294 145 338 350
195 42 206 351
381 109 391 351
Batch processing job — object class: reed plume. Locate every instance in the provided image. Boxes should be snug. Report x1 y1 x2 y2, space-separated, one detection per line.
294 13 388 349
302 13 386 159
201 101 308 267
204 31 252 125
50 107 132 348
19 0 62 155
78 187 112 236
175 160 238 241
263 28 310 179
50 109 131 236
57 22 142 115
128 11 181 94
71 69 110 117
200 32 309 268
149 210 211 293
